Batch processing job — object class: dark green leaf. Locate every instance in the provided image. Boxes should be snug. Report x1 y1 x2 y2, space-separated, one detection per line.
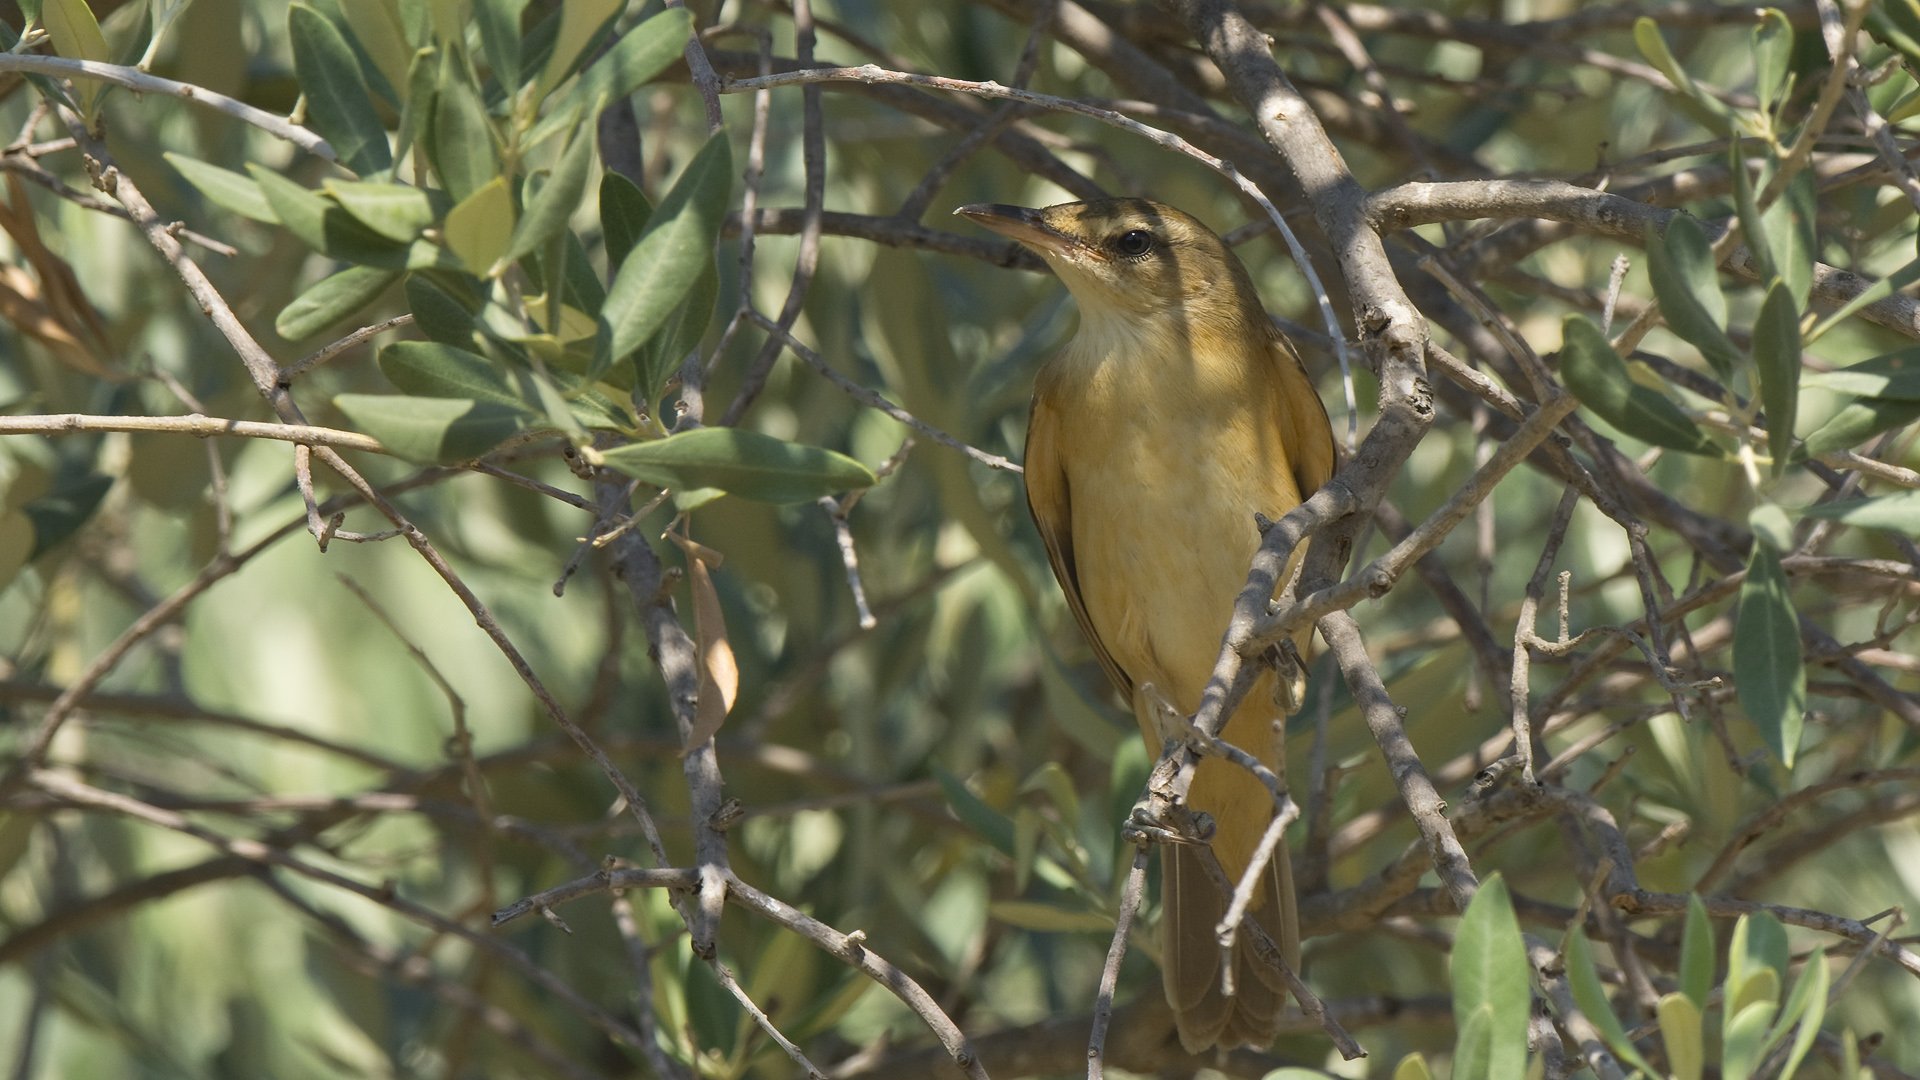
931 765 1016 856
525 7 693 148
1734 543 1804 768
474 0 528 93
1868 4 1920 71
1752 282 1800 474
1647 217 1740 380
634 257 716 395
1754 9 1792 116
378 341 529 409
333 394 528 463
1564 927 1661 1076
546 368 635 430
22 473 113 558
167 153 281 223
1801 489 1920 531
603 132 731 364
1559 314 1717 454
600 170 651 272
405 273 486 349
501 120 597 270
1680 894 1714 1009
394 45 437 174
322 180 438 243
1801 349 1920 399
1797 396 1920 457
427 53 500 202
598 427 875 504
276 266 399 340
1731 138 1775 287
1451 874 1530 1080
289 4 394 178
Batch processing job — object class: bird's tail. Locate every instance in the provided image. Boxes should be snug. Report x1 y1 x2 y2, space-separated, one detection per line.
1162 838 1298 1051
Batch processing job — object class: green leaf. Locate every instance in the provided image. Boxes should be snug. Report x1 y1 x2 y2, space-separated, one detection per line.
322 180 438 243
1564 927 1662 1076
1559 313 1716 454
531 0 622 102
378 341 529 409
634 256 717 396
1802 488 1920 532
1391 1054 1435 1080
333 393 529 463
21 473 113 558
597 427 876 504
1776 948 1828 1080
336 0 412 99
1658 992 1704 1080
1743 911 1791 996
290 4 394 178
1734 543 1804 768
1731 137 1776 288
1680 893 1714 1008
42 0 111 117
1802 349 1920 399
1451 875 1530 1080
405 273 486 349
1724 999 1779 1080
1798 396 1920 457
525 7 693 148
601 170 651 272
166 153 280 223
988 900 1113 933
1868 5 1920 75
499 120 597 272
931 765 1015 856
1754 9 1793 117
1647 217 1741 380
1752 282 1800 474
427 53 500 202
276 266 400 340
0 511 33 594
1452 1004 1494 1080
1633 17 1736 134
1764 169 1817 311
445 176 515 274
474 0 527 94
604 132 731 364
250 165 450 269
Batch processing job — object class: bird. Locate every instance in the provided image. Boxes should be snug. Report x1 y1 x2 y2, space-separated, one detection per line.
956 198 1336 1051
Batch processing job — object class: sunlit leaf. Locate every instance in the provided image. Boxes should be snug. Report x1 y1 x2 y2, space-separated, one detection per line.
1724 999 1779 1080
42 0 110 117
289 4 393 178
333 393 529 463
1658 992 1704 1080
1451 874 1530 1080
276 266 399 340
1633 17 1736 134
525 7 693 148
1798 396 1920 457
324 180 438 244
336 0 411 99
1776 948 1829 1080
1754 9 1793 116
634 257 717 394
1559 313 1716 454
1391 1055 1435 1080
445 176 514 274
167 152 280 223
1802 349 1920 399
1735 542 1804 768
597 426 876 504
532 0 621 102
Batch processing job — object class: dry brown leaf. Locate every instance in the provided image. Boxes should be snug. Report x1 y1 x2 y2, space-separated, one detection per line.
0 174 113 376
667 531 737 755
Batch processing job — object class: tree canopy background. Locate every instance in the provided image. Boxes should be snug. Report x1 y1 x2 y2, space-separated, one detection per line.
0 0 1918 1077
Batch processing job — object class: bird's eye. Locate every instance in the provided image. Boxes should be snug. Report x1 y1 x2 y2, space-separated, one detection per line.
1114 230 1153 257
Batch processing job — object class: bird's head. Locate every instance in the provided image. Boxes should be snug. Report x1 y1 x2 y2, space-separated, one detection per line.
955 198 1263 331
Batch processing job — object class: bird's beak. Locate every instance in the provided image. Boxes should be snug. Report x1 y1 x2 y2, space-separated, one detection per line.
954 203 1087 259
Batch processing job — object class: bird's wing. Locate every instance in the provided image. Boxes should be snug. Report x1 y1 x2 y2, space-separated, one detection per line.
1269 331 1337 499
1025 393 1134 700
